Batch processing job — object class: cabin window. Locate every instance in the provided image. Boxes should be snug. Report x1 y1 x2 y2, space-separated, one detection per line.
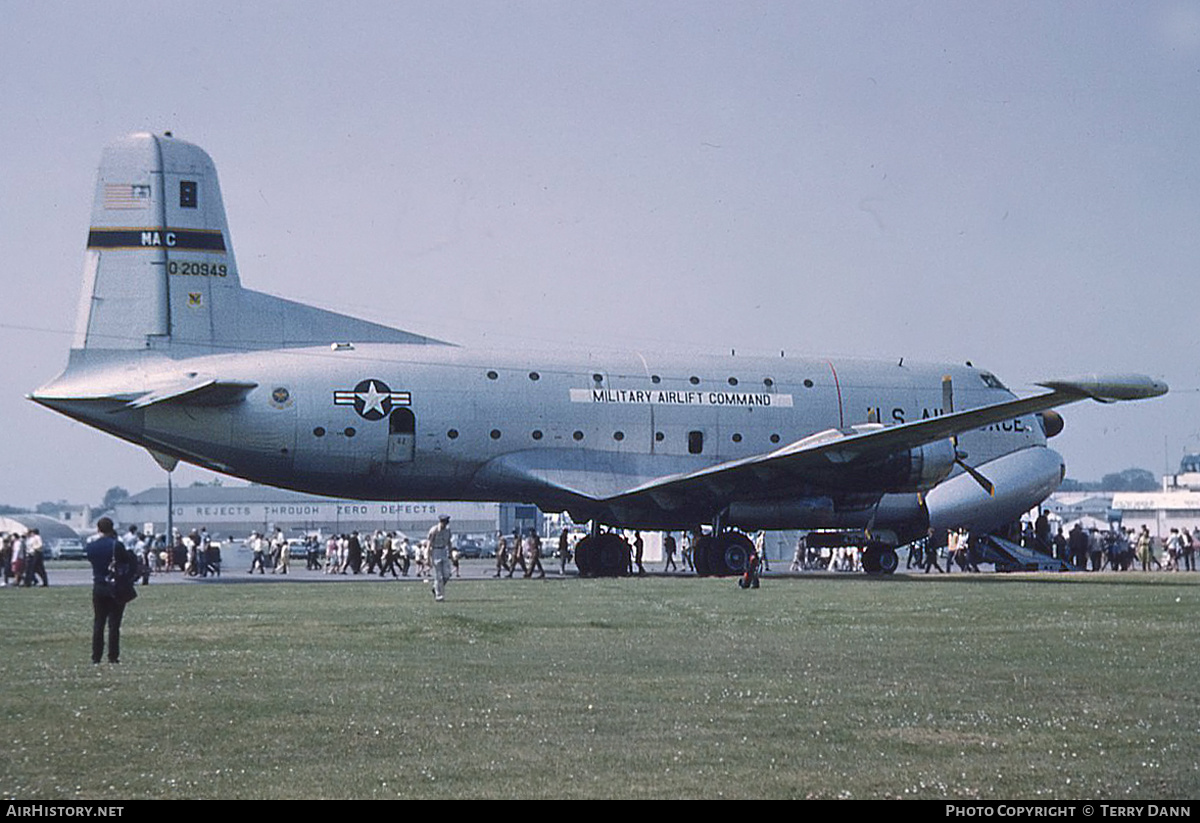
532 430 543 440
344 427 356 437
728 377 738 386
651 375 661 384
613 431 624 441
490 429 502 440
655 431 664 442
763 377 774 387
592 373 603 384
732 433 742 443
447 429 459 439
529 371 540 381
803 379 813 388
770 434 781 444
979 371 1008 390
487 370 498 380
573 430 584 441
313 427 326 437
688 430 704 454
689 376 700 385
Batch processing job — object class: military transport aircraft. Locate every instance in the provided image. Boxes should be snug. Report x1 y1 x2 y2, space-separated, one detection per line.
31 133 1167 575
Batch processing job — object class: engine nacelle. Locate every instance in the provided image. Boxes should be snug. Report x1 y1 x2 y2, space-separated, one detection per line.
813 433 957 493
926 446 1065 533
900 438 959 491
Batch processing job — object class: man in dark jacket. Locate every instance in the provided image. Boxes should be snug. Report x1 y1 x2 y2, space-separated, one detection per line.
86 517 134 664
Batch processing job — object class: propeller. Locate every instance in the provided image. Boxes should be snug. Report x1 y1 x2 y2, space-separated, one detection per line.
943 375 996 497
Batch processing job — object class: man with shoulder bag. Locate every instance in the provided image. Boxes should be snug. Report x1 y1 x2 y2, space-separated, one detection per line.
86 517 138 665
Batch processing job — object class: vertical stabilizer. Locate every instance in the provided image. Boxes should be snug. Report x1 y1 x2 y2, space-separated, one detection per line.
77 132 240 351
72 132 444 358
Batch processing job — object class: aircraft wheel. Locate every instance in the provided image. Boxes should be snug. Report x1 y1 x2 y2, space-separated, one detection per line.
596 533 629 577
877 547 899 575
861 545 881 574
713 532 752 576
693 536 714 576
574 535 596 577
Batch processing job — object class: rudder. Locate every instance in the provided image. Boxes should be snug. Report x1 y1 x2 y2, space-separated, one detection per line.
76 132 241 351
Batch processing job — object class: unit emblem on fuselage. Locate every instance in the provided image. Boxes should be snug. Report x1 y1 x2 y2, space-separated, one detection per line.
333 379 411 421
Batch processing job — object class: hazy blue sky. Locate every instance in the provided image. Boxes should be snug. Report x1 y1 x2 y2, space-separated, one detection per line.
1 1 1196 509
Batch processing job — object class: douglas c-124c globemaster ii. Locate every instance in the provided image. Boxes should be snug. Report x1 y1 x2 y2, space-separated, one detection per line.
32 133 1167 575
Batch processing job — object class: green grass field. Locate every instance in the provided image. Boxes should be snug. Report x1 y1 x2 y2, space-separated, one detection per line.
2 571 1197 799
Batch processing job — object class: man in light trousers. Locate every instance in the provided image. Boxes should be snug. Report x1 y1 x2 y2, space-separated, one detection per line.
427 515 453 602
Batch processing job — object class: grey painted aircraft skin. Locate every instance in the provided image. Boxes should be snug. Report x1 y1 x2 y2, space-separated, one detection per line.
33 134 1167 554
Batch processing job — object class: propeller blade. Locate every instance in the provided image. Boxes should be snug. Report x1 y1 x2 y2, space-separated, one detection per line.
956 458 996 497
943 375 958 449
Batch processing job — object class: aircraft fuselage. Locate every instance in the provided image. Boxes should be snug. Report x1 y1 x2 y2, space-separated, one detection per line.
39 343 1056 540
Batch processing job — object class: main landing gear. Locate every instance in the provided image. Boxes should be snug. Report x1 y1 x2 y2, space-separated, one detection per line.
573 532 629 578
573 526 900 578
804 530 900 575
860 543 899 575
573 528 755 577
693 531 753 577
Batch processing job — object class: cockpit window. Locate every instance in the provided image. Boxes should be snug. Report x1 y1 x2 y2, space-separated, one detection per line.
978 371 1007 390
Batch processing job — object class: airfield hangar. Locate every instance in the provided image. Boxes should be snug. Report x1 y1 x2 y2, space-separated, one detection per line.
112 485 538 543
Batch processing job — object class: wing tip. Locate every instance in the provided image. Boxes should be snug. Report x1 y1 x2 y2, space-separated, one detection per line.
1037 374 1168 402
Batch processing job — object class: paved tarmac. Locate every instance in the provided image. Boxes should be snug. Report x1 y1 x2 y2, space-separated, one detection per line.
11 557 579 588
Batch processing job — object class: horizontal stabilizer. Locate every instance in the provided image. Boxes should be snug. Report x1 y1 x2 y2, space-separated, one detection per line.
31 371 257 410
125 378 258 409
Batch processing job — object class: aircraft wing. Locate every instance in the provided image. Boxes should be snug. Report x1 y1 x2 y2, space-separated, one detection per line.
598 374 1167 510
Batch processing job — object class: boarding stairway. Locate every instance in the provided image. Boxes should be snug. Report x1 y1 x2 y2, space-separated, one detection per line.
976 535 1075 572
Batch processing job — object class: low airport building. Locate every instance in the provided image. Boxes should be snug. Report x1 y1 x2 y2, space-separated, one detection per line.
112 484 539 542
1110 455 1200 535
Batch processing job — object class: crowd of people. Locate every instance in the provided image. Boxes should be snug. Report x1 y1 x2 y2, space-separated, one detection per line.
493 528 550 578
1054 521 1197 572
8 514 1197 596
0 529 48 587
993 509 1198 572
309 529 434 578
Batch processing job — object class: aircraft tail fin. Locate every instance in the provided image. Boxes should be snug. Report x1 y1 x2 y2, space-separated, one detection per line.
74 132 440 356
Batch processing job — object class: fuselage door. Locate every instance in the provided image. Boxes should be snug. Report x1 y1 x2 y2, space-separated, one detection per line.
387 407 415 463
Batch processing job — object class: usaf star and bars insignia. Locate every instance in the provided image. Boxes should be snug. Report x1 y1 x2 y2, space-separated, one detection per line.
334 379 411 421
